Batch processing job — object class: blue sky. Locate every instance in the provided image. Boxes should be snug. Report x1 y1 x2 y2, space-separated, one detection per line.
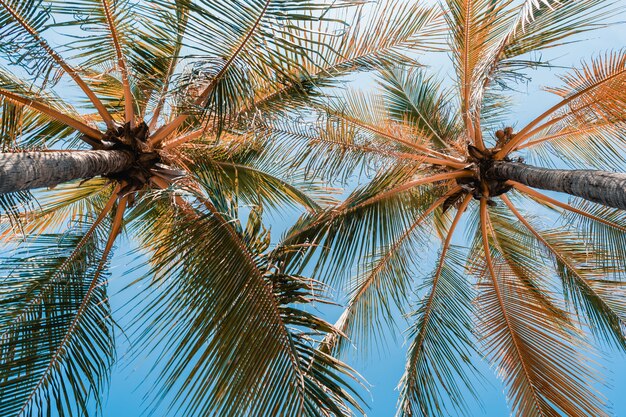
42 2 626 416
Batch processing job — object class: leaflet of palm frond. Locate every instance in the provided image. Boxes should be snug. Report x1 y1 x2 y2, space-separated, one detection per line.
398 246 479 417
478 0 620 101
524 117 626 172
244 0 444 118
126 192 364 417
0 179 113 246
0 216 116 417
183 143 333 213
478 200 608 417
378 67 461 150
502 196 626 351
0 190 35 231
561 199 626 278
0 99 23 151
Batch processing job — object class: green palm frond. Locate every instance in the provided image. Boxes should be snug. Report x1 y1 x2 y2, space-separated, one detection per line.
146 0 359 140
0 190 35 231
378 67 461 150
0 0 62 85
0 219 116 417
243 0 445 116
275 167 442 286
178 137 336 212
322 187 452 356
126 191 364 417
397 246 477 417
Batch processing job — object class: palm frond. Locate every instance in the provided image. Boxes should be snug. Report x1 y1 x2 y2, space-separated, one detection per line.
500 49 626 156
0 213 118 417
148 0 358 143
477 199 608 417
502 196 626 350
322 188 460 356
179 140 335 212
397 197 478 417
274 170 466 286
444 0 512 146
242 0 445 117
378 67 462 150
0 0 113 125
0 178 114 242
478 0 620 98
126 191 364 416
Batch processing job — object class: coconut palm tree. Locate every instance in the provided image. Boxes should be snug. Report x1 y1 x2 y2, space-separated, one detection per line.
0 0 445 416
267 1 626 416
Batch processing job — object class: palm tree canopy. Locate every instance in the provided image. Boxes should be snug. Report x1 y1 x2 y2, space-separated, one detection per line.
2 0 626 416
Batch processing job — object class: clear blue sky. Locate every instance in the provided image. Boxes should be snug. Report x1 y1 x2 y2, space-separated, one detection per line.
98 4 626 417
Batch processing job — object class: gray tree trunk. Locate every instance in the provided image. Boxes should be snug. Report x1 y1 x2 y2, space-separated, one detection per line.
0 150 134 194
488 161 626 210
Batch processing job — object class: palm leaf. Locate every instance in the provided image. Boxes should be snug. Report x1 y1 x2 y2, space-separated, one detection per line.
397 198 479 417
0 215 117 417
125 190 364 416
477 199 608 417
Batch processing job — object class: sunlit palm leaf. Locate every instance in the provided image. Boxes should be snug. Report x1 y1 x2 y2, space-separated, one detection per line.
477 201 608 417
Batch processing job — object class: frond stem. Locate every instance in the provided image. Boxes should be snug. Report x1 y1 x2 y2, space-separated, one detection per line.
480 197 545 415
102 0 134 126
0 89 103 140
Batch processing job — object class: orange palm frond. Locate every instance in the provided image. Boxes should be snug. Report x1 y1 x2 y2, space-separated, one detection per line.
478 198 608 417
101 0 134 126
498 50 626 157
0 89 103 140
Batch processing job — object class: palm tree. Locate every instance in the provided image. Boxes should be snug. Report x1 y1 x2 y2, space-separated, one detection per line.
0 0 445 416
267 1 626 416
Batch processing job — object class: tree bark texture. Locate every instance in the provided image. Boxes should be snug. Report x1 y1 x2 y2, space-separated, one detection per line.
488 161 626 210
0 150 134 194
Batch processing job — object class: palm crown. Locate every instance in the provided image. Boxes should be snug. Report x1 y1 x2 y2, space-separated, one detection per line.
265 1 626 416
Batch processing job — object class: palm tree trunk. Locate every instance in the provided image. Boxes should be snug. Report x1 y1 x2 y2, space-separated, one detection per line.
488 161 626 210
0 150 134 194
